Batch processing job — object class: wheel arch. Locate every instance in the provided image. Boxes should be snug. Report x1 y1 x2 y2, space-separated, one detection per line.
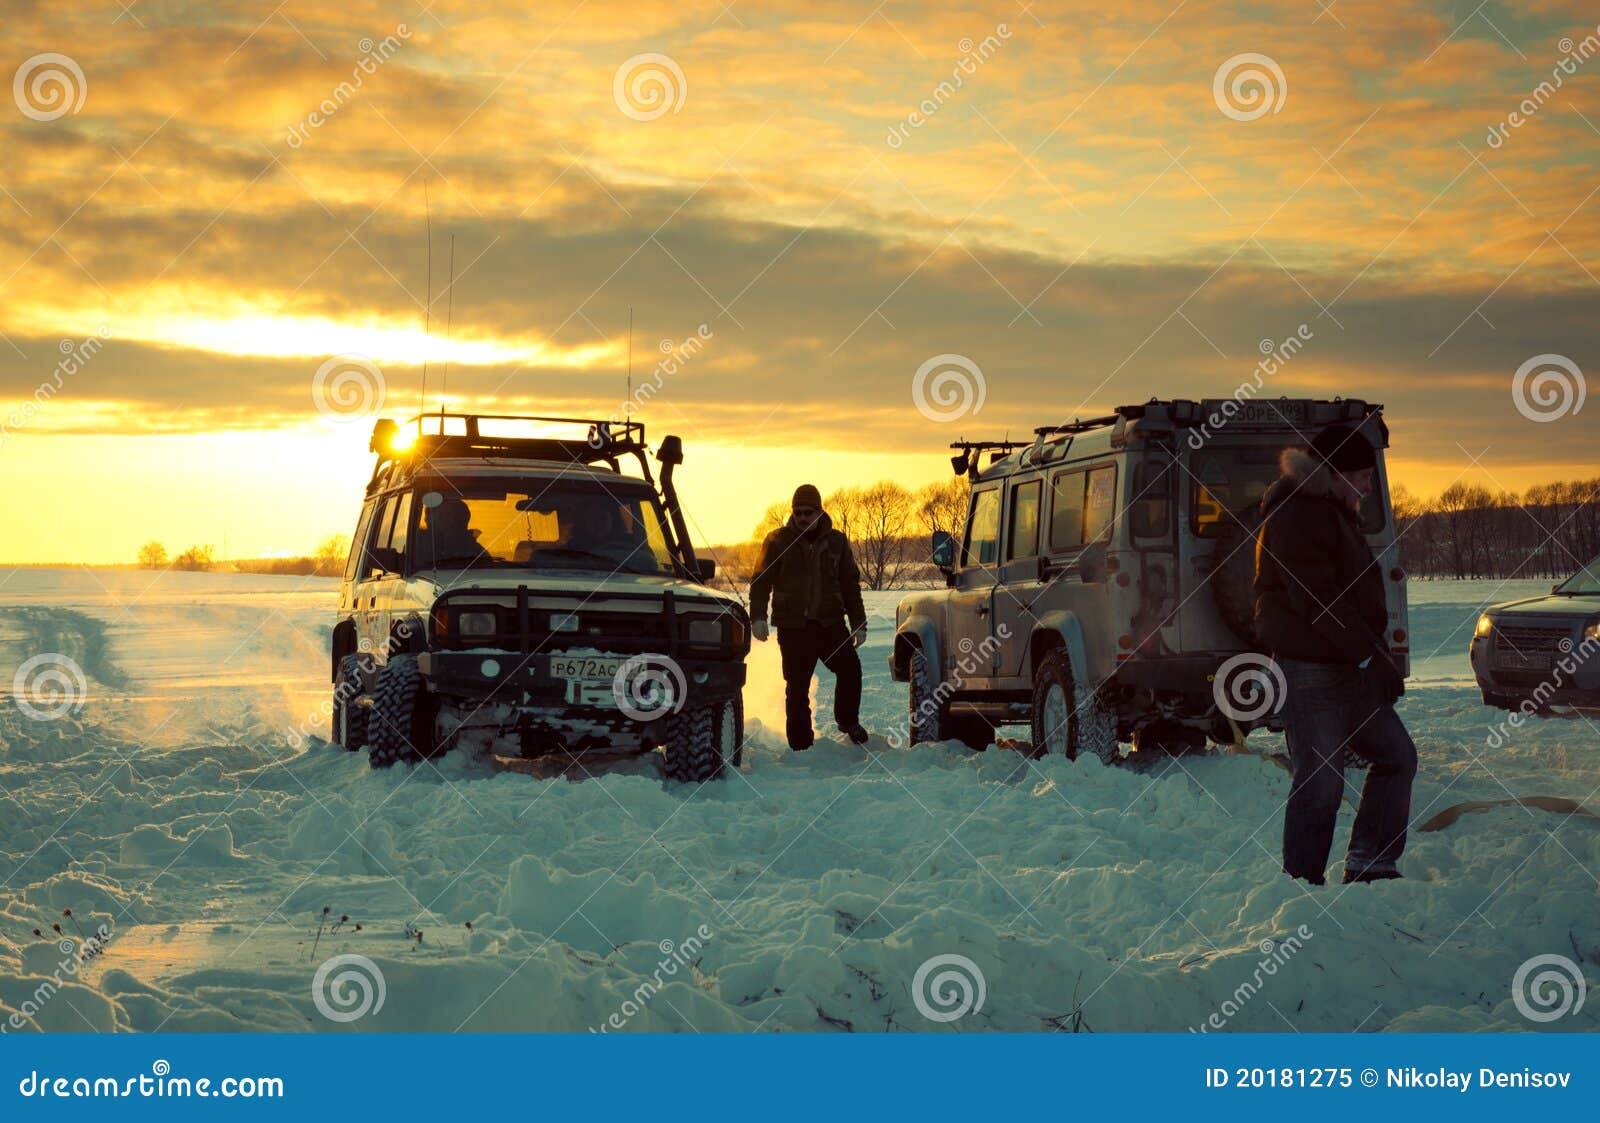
330 618 358 681
892 615 941 680
1027 610 1089 684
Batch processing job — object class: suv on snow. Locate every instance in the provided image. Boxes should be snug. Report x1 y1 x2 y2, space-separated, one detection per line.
328 412 750 781
1471 554 1600 716
890 399 1408 760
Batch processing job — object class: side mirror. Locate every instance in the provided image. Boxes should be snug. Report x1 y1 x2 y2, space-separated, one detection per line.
695 557 717 582
368 546 402 575
931 530 955 568
1077 541 1107 584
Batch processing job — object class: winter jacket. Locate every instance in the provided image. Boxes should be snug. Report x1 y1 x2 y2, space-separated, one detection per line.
749 512 867 630
1253 449 1388 666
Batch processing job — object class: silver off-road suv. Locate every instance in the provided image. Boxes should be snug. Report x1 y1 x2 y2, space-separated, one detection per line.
1471 554 1600 716
328 412 750 781
890 398 1408 759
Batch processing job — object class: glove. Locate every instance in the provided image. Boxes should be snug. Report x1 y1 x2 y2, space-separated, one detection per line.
751 620 769 642
1368 651 1404 706
850 623 867 648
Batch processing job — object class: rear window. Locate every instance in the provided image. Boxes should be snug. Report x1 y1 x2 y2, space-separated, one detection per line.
1189 445 1384 536
1048 464 1116 551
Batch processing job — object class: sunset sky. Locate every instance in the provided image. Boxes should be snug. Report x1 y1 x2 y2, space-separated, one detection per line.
1 0 1597 564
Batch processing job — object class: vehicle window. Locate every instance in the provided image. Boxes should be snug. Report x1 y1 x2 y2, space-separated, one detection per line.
1007 479 1043 560
412 479 677 576
388 492 413 561
1556 554 1600 595
359 495 399 580
1084 465 1116 543
1129 459 1172 539
343 500 377 582
963 488 1001 568
1049 471 1085 551
1189 446 1385 537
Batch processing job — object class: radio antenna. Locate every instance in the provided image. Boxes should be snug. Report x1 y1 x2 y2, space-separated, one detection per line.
441 233 455 414
626 306 633 405
420 181 432 416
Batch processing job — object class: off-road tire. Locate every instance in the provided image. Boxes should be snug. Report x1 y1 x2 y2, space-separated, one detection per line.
1210 503 1265 644
1030 648 1119 764
331 653 371 751
367 655 439 769
908 647 991 749
662 694 742 782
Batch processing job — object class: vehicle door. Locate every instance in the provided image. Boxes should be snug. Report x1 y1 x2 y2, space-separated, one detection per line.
946 484 1003 689
353 491 411 661
992 474 1045 683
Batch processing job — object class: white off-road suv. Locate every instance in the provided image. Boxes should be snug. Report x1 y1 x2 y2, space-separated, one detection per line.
329 412 750 781
890 398 1408 759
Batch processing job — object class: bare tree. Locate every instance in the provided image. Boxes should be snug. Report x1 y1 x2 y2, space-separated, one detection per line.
136 541 168 569
845 481 917 590
916 477 969 543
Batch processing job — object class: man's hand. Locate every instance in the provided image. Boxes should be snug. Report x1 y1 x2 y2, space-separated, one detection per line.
751 620 769 642
850 623 867 648
1368 651 1404 706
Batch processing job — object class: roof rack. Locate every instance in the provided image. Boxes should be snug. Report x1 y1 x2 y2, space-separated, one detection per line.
1032 414 1119 438
369 412 655 488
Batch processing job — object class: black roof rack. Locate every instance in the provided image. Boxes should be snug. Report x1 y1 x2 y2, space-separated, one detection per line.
369 412 656 490
1032 414 1119 438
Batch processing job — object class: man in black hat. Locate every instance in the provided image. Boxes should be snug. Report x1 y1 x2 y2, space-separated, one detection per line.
1254 424 1416 885
749 484 869 749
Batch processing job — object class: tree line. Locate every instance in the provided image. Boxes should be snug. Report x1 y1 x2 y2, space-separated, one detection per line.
1392 477 1600 580
712 473 1600 591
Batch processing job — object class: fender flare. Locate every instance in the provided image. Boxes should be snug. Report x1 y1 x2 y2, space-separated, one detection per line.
391 614 427 655
331 618 358 682
1027 610 1089 684
891 615 942 682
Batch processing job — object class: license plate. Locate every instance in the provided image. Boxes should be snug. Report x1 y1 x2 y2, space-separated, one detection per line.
1200 399 1308 427
549 655 625 681
1496 650 1552 671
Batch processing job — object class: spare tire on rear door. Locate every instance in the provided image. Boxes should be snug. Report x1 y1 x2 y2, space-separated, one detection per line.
1209 502 1264 644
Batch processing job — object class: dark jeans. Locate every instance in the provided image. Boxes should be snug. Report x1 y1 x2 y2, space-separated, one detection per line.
776 619 862 749
1280 658 1417 884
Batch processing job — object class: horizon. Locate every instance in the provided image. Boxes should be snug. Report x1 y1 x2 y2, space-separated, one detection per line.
2 3 1598 564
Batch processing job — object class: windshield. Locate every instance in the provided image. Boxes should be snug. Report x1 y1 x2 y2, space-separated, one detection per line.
1556 554 1600 594
410 478 678 576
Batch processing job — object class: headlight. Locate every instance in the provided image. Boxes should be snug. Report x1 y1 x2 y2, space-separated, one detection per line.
457 611 497 638
1474 614 1493 638
1585 620 1600 643
551 613 580 633
686 618 725 645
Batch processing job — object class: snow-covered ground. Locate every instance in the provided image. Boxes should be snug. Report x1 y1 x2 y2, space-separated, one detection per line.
0 567 1596 1033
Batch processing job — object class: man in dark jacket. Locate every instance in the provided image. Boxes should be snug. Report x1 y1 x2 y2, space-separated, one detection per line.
1254 424 1415 885
749 484 869 749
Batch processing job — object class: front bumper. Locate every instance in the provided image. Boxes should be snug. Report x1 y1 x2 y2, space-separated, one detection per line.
1470 626 1600 711
418 649 746 717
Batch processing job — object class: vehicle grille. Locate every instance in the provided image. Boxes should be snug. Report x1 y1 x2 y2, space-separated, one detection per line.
1493 624 1571 667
